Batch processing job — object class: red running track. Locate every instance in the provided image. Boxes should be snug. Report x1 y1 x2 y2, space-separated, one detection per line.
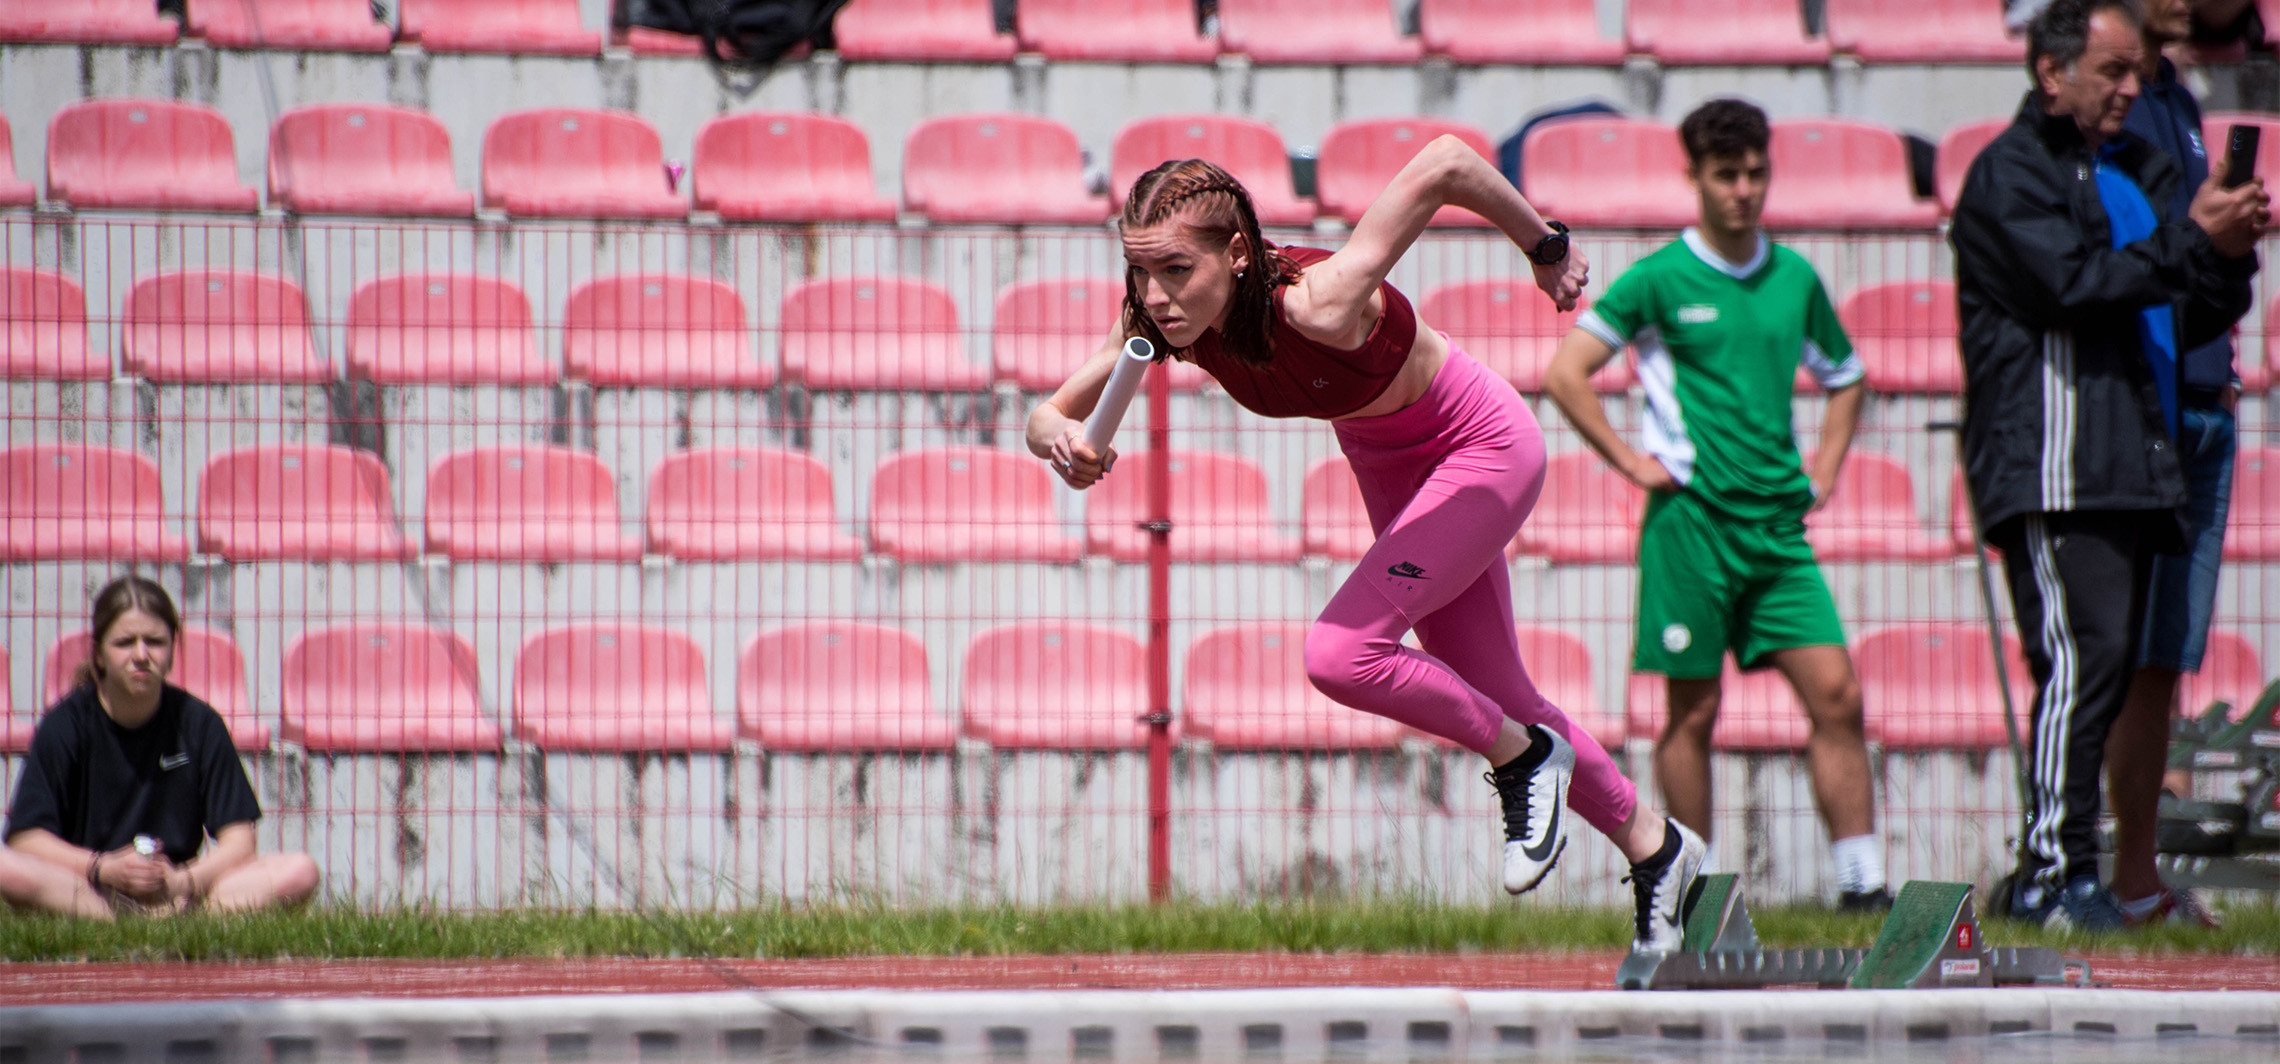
0 952 2273 1005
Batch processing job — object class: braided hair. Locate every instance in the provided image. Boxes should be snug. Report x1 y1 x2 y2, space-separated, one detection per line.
1120 159 1301 367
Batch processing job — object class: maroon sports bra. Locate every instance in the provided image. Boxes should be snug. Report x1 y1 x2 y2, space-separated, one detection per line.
1178 246 1415 419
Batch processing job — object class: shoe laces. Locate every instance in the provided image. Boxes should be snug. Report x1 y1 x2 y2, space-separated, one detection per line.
1485 764 1531 842
1620 866 1659 942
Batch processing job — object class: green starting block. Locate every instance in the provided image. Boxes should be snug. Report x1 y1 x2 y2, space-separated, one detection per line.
1616 878 2087 990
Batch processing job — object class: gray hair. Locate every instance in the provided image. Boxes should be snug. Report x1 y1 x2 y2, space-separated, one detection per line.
2026 0 2145 89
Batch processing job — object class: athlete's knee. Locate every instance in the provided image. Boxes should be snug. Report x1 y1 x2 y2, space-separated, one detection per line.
1662 679 1722 739
1304 622 1396 704
1806 673 1865 736
272 853 322 905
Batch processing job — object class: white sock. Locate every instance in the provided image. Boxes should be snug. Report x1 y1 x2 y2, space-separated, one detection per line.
1831 834 1885 894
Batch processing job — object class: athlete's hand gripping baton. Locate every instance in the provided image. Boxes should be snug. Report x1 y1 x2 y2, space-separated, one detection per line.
1083 337 1154 453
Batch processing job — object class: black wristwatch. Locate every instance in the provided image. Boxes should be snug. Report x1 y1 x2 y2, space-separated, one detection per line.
1527 220 1571 266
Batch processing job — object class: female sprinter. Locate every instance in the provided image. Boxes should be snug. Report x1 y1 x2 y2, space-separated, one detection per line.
1026 146 1704 952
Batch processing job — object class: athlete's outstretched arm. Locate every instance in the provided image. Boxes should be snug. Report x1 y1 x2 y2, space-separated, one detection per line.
1806 380 1865 511
1025 321 1128 489
1545 328 1674 493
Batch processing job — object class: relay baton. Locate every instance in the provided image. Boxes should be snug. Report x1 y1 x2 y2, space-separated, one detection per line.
1083 337 1154 453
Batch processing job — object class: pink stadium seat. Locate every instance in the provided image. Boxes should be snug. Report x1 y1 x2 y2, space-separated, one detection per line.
645 446 864 562
1625 0 1829 65
868 446 1082 564
282 624 504 753
1516 626 1626 751
1420 281 1632 393
2184 630 2266 721
692 112 896 223
1017 0 1215 62
1804 451 1955 562
346 273 553 386
1110 115 1314 227
0 113 35 206
399 0 600 54
1418 0 1624 65
561 274 764 389
480 109 686 220
425 445 640 562
1511 452 1642 565
1934 117 2007 216
0 268 103 379
197 444 413 561
1950 469 1981 557
902 114 1109 225
1857 623 2029 750
832 0 1015 60
512 624 735 752
2 445 187 562
1182 623 1406 750
1086 450 1300 563
0 0 179 44
267 104 476 217
1317 119 1495 227
44 627 272 749
0 644 20 754
991 278 1211 393
1762 121 1941 230
46 99 260 212
961 622 1154 749
779 275 983 391
1823 0 2021 62
189 0 390 49
1521 118 1697 230
2251 293 2280 393
2229 447 2280 561
121 270 326 383
1216 0 1421 63
1838 281 1960 394
1300 456 1372 560
1626 663 1814 751
738 622 956 751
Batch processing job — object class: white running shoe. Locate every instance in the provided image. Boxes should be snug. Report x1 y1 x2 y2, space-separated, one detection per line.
1486 723 1573 895
1625 819 1706 955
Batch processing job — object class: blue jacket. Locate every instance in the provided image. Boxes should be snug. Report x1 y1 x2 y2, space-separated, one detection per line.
2124 56 2240 394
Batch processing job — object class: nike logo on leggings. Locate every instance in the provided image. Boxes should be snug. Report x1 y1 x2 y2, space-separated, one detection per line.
1387 561 1429 579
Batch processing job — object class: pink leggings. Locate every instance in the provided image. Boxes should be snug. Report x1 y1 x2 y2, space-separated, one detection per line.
1304 349 1636 836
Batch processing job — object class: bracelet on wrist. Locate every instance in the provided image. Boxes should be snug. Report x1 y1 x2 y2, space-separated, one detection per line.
86 853 103 889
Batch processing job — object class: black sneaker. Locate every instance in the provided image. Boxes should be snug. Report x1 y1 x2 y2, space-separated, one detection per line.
1484 724 1572 895
1623 819 1705 954
1836 887 1894 913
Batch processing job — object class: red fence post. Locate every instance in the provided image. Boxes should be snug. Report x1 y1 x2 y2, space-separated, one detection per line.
1145 357 1174 904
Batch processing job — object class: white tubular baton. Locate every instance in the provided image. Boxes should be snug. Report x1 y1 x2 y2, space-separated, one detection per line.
1082 336 1154 453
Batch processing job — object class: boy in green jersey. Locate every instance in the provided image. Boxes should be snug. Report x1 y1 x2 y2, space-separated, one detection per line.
1544 99 1888 910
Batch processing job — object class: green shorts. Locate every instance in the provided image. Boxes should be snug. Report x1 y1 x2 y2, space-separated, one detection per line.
1632 489 1846 677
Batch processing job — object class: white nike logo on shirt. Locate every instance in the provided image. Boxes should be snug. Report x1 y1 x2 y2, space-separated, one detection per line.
160 753 190 770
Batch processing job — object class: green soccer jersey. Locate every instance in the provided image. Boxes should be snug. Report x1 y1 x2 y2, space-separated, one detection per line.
1576 228 1862 522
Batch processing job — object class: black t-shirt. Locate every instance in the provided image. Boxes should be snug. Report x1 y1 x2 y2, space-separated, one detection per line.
5 684 261 862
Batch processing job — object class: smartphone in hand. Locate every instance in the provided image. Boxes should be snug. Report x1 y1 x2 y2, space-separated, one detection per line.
2224 124 2260 189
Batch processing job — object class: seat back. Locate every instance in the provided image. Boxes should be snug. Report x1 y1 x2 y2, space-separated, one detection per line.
1514 451 1644 564
867 446 1076 563
778 275 973 390
425 445 633 561
1857 623 2029 749
1839 280 1959 393
282 623 500 752
961 622 1151 748
0 0 181 45
561 273 756 388
268 103 472 215
1420 280 1629 392
1764 120 1937 228
0 268 97 378
901 113 1100 222
991 277 1121 391
1016 0 1214 61
738 622 953 750
1181 622 1406 749
187 0 392 49
481 108 681 217
832 0 1015 60
1934 118 2009 215
121 269 320 382
1317 118 1494 225
47 98 256 210
1 444 181 562
1300 456 1371 560
645 446 856 561
1521 118 1696 228
1085 450 1292 562
513 624 723 750
346 272 548 385
692 112 889 219
196 444 408 561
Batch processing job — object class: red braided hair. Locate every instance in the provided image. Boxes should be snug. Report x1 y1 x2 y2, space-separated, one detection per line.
1120 159 1301 367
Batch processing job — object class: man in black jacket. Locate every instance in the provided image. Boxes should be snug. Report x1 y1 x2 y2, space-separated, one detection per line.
1952 0 2266 929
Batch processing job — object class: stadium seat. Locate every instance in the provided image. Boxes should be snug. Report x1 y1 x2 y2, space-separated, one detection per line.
1016 0 1216 62
961 622 1154 749
1804 451 1956 562
1317 118 1496 227
1950 469 1980 557
0 644 19 753
737 622 956 751
2 445 188 562
282 623 505 753
398 0 600 54
187 0 392 50
1515 625 1626 751
266 104 477 217
0 268 103 379
2252 292 2280 393
0 0 179 45
561 274 764 389
479 109 686 220
1109 115 1315 227
43 627 272 750
1419 280 1632 393
1511 451 1642 565
1300 456 1372 560
1519 117 1698 230
1857 623 2029 750
46 99 260 212
1822 0 2021 62
1934 117 2007 216
1626 663 1813 751
831 0 1016 61
1216 0 1422 63
0 113 35 206
197 444 414 561
901 114 1109 225
345 273 553 385
1762 121 1941 230
991 278 1209 393
1418 0 1624 65
2183 630 2266 721
1182 623 1406 750
1086 450 1300 563
424 445 641 562
778 275 983 391
868 446 1082 563
120 270 326 383
1625 0 1829 65
1837 281 1961 394
691 112 896 223
646 447 864 561
2230 447 2280 561
512 624 736 752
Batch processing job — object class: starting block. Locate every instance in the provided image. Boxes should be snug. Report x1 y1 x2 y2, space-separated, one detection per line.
1616 877 2087 990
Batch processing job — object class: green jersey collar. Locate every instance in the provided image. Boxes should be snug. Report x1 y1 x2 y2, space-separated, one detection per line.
1680 226 1769 280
